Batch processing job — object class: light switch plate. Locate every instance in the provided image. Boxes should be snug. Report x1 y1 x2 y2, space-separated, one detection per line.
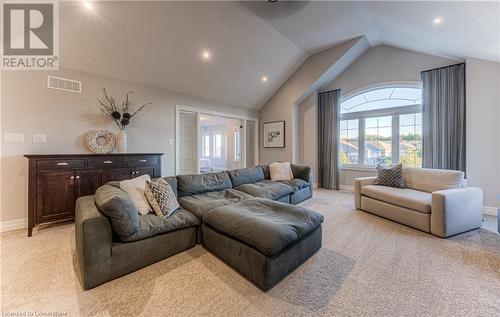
32 134 47 143
169 138 173 146
4 133 25 143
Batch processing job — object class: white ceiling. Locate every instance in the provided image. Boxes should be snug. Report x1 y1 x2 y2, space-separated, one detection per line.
59 1 500 110
59 1 306 110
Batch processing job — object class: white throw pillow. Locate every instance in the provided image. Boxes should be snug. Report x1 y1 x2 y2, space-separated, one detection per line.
120 174 152 215
269 162 294 181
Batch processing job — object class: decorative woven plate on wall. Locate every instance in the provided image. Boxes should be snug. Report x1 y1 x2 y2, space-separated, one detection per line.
84 129 116 153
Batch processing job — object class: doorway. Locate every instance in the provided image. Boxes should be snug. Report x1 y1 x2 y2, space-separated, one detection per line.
175 106 258 175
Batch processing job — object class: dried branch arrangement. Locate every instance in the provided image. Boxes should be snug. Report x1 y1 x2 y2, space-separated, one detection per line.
97 88 152 130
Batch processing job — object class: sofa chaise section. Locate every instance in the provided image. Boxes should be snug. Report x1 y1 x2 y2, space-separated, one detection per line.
202 198 324 290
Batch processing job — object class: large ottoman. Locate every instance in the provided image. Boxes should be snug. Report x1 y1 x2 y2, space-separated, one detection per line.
202 198 324 290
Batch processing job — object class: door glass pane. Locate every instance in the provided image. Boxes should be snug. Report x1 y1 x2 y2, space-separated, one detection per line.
364 116 392 165
234 129 241 161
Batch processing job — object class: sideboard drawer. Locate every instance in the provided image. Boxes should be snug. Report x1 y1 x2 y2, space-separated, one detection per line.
87 156 127 168
128 156 159 167
36 159 86 170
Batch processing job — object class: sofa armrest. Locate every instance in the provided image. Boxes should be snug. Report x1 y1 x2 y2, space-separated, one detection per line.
291 164 313 184
75 196 113 289
431 187 483 238
354 177 376 209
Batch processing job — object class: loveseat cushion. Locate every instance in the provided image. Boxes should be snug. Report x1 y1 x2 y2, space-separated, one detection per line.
227 166 265 187
235 180 294 200
204 198 324 256
403 167 465 193
279 178 310 192
122 208 200 242
178 189 253 219
361 185 432 214
177 171 232 197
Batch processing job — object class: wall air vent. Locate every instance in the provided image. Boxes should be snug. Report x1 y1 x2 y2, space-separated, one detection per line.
47 75 82 93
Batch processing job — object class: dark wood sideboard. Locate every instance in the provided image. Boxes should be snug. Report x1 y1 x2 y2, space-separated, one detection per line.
24 153 163 236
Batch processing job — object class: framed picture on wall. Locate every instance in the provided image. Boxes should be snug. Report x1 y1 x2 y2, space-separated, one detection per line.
263 121 285 148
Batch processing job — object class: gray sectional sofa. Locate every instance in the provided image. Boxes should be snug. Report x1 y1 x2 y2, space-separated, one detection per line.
75 164 321 290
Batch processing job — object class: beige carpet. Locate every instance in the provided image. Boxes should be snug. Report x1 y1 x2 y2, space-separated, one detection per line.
1 189 499 317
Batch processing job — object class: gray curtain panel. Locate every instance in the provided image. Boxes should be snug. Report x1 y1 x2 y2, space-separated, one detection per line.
421 63 466 172
317 89 341 189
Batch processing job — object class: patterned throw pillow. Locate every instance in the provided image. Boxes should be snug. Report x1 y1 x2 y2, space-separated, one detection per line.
375 164 405 188
145 179 180 218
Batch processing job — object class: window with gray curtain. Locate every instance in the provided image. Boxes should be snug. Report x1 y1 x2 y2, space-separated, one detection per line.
318 89 341 189
421 63 466 172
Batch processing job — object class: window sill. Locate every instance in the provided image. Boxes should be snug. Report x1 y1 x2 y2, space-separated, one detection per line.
340 165 377 172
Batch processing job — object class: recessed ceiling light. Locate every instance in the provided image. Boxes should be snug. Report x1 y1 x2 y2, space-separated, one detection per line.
261 76 268 83
201 50 211 61
83 1 93 10
433 17 443 25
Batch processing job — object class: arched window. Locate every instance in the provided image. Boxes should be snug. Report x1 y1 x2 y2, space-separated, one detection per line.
339 85 422 168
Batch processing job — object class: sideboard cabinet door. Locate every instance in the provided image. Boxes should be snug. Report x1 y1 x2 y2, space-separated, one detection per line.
75 169 105 197
36 170 75 223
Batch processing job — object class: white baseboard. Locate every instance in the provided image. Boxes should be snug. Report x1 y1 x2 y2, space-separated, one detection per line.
1 218 27 233
0 206 496 234
483 206 498 217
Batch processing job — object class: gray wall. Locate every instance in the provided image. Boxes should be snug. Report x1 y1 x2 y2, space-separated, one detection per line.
297 45 459 186
259 37 368 164
1 67 257 223
465 58 500 207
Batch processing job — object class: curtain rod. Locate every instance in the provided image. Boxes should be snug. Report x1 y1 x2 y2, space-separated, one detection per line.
421 62 465 74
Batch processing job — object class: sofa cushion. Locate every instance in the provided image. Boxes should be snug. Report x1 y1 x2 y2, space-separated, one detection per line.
145 179 180 218
204 198 324 256
119 175 153 215
178 189 253 219
228 166 265 187
361 185 432 214
177 171 232 197
403 167 465 193
279 178 310 192
375 164 405 188
95 185 140 240
235 180 294 200
269 162 294 181
122 208 200 242
259 164 270 179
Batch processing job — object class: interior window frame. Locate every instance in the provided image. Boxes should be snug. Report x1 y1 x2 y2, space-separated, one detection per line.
339 84 422 170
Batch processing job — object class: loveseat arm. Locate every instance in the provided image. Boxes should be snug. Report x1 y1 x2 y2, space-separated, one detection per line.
353 177 376 209
431 187 483 238
291 164 313 184
75 196 113 289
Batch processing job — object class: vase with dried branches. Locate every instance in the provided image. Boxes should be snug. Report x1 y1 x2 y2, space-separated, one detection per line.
97 88 151 153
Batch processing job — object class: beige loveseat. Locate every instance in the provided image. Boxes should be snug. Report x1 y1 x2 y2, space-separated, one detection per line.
354 167 483 238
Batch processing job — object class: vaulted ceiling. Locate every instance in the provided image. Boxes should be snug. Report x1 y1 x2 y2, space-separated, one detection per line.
59 1 499 110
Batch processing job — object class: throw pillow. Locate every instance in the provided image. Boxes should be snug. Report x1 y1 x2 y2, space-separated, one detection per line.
269 162 294 181
375 164 405 188
120 174 152 215
145 179 180 218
